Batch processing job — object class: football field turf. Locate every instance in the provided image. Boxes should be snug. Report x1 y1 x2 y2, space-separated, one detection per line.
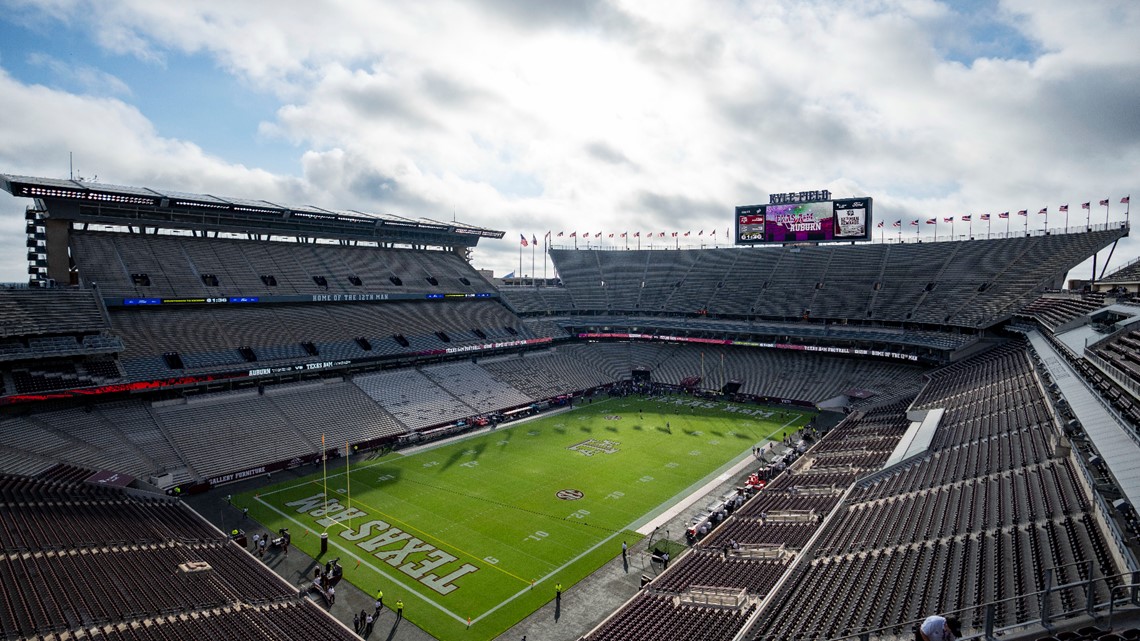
241 395 813 640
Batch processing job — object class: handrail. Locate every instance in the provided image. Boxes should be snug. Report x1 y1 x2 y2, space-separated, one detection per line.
807 571 1140 641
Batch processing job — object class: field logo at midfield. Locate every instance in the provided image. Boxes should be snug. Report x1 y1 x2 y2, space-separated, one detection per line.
568 439 621 456
556 489 584 500
284 494 478 595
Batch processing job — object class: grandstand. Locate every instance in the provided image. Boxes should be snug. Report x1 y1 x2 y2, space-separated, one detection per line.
0 173 1138 641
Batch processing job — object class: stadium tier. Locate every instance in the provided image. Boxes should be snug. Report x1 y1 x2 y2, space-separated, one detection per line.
537 230 1125 327
0 472 357 641
1 174 1138 641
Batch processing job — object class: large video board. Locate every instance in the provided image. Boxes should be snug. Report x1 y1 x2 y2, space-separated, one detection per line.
735 197 872 245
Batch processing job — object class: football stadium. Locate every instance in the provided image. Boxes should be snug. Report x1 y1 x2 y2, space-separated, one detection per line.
1 173 1140 641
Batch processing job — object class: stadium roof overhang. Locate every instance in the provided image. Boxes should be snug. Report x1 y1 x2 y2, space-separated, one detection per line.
0 174 505 247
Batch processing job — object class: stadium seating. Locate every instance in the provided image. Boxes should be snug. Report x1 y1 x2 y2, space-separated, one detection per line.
547 229 1125 327
70 230 493 298
747 342 1121 641
0 473 356 641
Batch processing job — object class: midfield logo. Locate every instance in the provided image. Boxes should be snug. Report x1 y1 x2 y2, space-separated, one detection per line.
568 439 621 456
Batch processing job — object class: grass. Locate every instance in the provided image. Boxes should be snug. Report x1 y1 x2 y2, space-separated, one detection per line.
239 394 812 641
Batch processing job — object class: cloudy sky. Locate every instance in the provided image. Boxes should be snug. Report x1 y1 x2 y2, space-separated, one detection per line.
0 0 1137 283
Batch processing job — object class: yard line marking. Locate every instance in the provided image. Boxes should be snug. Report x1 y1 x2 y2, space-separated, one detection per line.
317 495 534 586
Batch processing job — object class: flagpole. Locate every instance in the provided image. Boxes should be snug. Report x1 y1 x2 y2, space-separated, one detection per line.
531 238 535 287
1106 200 1111 226
544 231 550 283
345 441 351 529
518 237 523 283
321 433 328 532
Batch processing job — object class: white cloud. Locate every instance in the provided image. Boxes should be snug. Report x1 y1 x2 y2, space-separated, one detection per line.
0 0 1137 282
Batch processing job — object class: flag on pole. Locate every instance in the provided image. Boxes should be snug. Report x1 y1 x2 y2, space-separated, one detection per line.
711 229 717 236
699 230 704 235
608 233 614 238
671 232 678 237
1059 205 1068 213
999 212 1010 218
519 234 528 246
570 231 576 237
557 231 564 236
943 217 954 223
1082 202 1091 210
961 215 972 221
634 231 640 237
1100 199 1109 206
1122 196 1131 204
980 213 990 220
684 231 691 236
1038 207 1047 215
595 232 601 238
926 218 937 225
877 221 884 228
620 232 627 237
893 220 902 227
532 234 538 245
1016 210 1027 216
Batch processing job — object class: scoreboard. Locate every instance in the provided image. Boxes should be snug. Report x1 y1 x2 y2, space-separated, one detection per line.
735 197 873 245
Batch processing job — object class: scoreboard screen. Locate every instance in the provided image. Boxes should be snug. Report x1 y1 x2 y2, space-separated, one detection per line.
735 197 872 245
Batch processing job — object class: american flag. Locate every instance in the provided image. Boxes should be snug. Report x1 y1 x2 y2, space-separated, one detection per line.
961 215 972 222
1059 205 1068 213
980 213 990 221
943 217 954 223
893 220 901 227
520 234 528 247
557 231 564 236
1017 210 1028 216
1038 207 1047 215
1123 196 1131 204
876 221 884 228
1082 202 1091 209
1100 199 1110 206
999 212 1010 219
926 218 937 224
910 220 919 226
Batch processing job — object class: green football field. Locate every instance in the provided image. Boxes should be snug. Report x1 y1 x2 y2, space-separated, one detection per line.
240 394 812 641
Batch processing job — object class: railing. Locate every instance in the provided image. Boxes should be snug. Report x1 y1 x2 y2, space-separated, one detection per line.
806 570 1140 641
548 221 1130 251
